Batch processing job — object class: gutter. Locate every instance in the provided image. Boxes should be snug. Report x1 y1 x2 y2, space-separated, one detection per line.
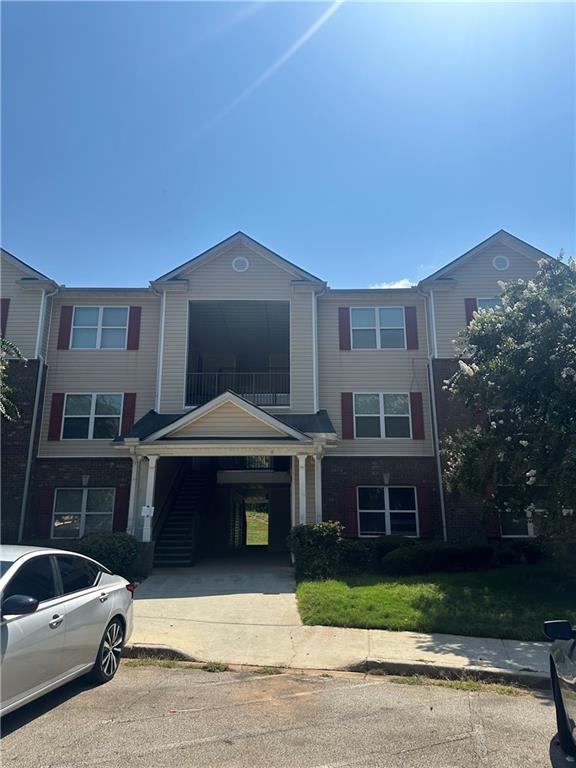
417 286 448 542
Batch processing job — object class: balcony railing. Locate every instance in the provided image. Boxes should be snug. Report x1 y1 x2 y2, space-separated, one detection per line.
186 371 290 407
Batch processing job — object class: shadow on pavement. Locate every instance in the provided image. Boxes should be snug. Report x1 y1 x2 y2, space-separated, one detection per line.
0 677 96 738
549 736 575 766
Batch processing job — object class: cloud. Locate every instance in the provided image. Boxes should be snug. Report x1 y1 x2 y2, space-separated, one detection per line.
370 278 415 289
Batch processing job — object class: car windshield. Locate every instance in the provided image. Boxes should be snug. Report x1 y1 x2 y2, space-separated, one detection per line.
0 560 15 576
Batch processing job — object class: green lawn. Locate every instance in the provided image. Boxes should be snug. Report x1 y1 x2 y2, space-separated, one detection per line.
296 562 576 640
246 510 269 546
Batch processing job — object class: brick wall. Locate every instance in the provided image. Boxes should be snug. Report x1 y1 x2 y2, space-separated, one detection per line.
1 359 45 543
25 457 132 541
322 455 442 539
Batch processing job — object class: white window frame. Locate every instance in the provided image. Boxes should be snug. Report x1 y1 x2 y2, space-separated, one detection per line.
357 485 419 538
350 307 406 350
70 306 129 350
500 507 536 539
476 297 500 311
61 393 124 440
353 392 412 439
51 487 116 539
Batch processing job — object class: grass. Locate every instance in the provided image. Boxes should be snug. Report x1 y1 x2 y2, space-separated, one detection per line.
296 562 576 640
201 662 229 673
388 675 524 696
258 667 283 675
246 510 269 546
124 658 184 669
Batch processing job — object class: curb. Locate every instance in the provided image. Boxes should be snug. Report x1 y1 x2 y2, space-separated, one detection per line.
124 643 550 690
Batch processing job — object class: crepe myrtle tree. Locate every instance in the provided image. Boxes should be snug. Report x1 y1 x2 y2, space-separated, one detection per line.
443 254 576 542
0 337 24 420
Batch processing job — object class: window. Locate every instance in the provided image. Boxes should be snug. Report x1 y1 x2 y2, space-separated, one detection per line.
56 555 100 594
354 393 411 438
62 393 123 439
500 508 536 538
52 488 115 539
71 306 128 349
3 556 58 603
477 298 500 311
358 486 418 537
351 307 406 349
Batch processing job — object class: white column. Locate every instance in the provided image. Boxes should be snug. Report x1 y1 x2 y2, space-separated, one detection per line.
297 455 307 525
126 455 142 535
142 455 158 542
314 455 323 523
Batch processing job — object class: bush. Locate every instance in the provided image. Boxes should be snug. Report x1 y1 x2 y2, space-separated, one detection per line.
380 542 494 576
496 539 548 567
288 522 342 580
78 532 138 580
339 536 413 574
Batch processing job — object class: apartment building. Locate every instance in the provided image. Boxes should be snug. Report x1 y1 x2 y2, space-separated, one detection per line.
1 230 549 564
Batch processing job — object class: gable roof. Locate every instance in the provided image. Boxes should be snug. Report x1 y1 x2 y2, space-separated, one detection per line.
1 248 57 284
154 231 325 285
419 230 552 285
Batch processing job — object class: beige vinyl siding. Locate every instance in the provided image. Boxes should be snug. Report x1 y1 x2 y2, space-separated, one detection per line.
159 244 316 414
38 291 160 457
434 244 540 357
318 291 434 457
1 258 44 358
171 402 286 438
290 286 315 412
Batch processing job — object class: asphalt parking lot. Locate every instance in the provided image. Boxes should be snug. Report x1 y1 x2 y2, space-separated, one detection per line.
0 663 567 768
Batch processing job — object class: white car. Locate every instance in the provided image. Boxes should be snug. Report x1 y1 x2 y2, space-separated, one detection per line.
0 545 134 716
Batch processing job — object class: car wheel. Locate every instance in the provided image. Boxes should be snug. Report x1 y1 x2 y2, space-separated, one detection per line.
90 618 125 684
551 661 576 756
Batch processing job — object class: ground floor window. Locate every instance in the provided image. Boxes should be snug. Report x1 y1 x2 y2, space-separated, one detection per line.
357 486 418 537
500 508 536 538
52 488 115 538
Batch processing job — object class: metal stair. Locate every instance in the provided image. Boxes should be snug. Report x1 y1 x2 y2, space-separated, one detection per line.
153 473 211 567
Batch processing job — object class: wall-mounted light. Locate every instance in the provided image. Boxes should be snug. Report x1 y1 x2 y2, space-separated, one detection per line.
81 475 90 487
383 473 390 486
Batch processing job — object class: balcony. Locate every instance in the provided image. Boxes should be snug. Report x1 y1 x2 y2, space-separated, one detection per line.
186 371 290 407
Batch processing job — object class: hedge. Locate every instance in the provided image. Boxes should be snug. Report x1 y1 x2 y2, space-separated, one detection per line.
379 542 494 575
78 532 139 580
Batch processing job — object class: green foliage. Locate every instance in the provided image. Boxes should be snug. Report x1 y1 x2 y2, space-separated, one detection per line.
0 337 25 420
202 662 228 673
78 532 138 580
338 536 413 573
288 522 342 580
443 256 576 543
379 542 494 575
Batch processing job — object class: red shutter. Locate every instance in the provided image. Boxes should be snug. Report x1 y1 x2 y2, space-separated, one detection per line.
338 307 351 350
113 486 130 532
57 306 73 349
1 298 10 337
121 393 137 436
343 486 358 537
485 509 501 538
410 392 425 440
37 487 55 539
341 392 354 439
127 306 142 350
464 298 478 325
417 486 434 538
48 393 65 440
404 306 418 350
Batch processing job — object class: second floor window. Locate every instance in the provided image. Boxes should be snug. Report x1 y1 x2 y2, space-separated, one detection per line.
71 306 128 349
477 297 500 311
354 393 411 438
351 307 406 349
62 393 123 439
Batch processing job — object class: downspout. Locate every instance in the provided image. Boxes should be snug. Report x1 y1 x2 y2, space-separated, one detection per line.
150 286 166 413
418 286 448 542
18 284 61 542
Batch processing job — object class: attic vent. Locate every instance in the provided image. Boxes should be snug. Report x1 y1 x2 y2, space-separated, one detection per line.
492 255 510 271
232 256 250 273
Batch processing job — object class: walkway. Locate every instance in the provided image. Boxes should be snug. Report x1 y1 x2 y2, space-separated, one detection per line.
131 555 550 682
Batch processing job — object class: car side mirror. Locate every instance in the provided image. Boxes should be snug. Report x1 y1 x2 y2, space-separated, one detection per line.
544 620 575 641
1 594 39 617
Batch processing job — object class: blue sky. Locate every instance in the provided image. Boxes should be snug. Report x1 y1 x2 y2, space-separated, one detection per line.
2 1 574 288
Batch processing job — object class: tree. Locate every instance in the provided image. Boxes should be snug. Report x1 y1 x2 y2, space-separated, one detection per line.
443 255 576 541
0 337 25 420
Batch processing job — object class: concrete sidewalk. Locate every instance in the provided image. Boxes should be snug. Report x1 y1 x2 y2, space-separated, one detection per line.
130 561 550 685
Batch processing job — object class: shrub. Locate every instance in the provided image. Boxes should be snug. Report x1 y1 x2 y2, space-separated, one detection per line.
509 539 547 565
380 542 494 575
339 536 413 574
78 532 138 580
288 522 342 580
